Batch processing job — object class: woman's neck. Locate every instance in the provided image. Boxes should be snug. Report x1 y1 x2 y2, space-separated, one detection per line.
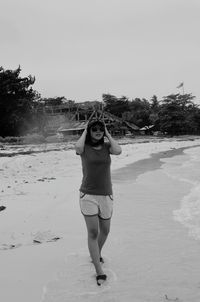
90 139 103 147
92 145 102 150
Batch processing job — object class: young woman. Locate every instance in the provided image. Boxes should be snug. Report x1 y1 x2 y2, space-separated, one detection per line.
75 119 122 286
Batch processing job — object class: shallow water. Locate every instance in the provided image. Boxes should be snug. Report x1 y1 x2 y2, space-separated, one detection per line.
161 146 200 240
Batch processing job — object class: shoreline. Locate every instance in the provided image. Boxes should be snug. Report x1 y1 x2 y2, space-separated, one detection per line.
0 135 200 157
112 144 200 182
110 147 200 301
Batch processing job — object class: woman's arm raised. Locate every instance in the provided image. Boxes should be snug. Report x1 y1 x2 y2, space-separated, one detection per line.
75 127 87 155
104 124 122 155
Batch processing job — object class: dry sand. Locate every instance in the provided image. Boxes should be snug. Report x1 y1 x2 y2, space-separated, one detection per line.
1 137 200 302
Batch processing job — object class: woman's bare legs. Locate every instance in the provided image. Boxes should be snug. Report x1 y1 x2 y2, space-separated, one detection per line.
84 215 104 275
98 218 111 259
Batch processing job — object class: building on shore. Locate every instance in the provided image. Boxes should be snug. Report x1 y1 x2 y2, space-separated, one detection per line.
36 100 139 137
57 109 139 138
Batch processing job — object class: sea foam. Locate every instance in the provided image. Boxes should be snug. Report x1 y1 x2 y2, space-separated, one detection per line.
162 146 200 240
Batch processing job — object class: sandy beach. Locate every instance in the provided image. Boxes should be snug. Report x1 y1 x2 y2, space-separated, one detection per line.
1 136 200 302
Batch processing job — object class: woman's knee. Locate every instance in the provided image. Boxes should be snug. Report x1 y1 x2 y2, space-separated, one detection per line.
88 228 99 239
100 219 111 236
101 225 110 237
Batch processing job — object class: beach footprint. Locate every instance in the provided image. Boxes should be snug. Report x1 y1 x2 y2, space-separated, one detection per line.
0 230 61 251
163 294 181 301
41 253 117 302
0 243 22 250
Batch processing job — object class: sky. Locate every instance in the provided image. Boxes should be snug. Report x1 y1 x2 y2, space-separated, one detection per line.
1 0 200 103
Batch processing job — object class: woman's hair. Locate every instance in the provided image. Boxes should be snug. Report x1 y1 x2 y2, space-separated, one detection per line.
85 119 105 146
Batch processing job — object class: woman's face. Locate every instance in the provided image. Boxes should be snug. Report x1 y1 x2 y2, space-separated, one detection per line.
90 124 104 141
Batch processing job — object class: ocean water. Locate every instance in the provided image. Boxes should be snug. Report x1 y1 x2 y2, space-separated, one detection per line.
160 146 200 240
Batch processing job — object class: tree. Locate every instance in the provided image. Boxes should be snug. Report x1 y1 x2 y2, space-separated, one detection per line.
184 103 200 134
102 94 130 118
42 96 67 106
150 95 160 112
149 95 161 130
158 93 196 135
127 98 151 127
0 66 39 136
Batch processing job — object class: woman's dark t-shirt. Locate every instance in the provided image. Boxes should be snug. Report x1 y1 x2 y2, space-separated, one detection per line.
79 143 112 195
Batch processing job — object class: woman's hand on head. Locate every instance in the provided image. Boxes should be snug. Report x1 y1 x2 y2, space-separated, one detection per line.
103 122 110 137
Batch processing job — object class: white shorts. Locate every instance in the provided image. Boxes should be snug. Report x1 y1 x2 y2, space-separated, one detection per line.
79 192 113 220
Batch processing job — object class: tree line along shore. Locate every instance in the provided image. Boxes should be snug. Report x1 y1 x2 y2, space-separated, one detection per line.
1 66 200 141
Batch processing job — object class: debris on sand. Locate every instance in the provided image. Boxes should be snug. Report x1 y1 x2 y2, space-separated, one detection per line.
0 205 6 212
